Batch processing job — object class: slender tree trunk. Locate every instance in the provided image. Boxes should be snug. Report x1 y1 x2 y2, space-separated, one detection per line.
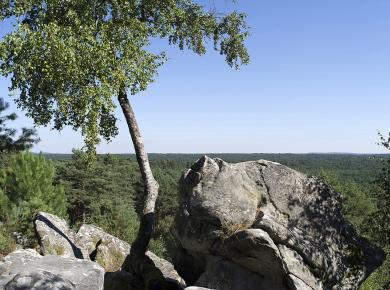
118 89 159 258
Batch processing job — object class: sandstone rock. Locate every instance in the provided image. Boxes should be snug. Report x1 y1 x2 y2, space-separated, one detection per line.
75 223 185 288
75 224 130 271
34 213 185 289
5 271 75 290
0 249 104 290
278 245 322 290
174 156 386 290
34 212 85 259
211 228 287 289
286 274 314 290
144 251 186 289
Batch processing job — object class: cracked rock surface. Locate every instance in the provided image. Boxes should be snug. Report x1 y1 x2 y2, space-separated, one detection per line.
173 156 385 290
0 249 104 290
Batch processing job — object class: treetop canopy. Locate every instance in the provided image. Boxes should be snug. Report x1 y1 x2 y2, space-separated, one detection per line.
0 0 249 156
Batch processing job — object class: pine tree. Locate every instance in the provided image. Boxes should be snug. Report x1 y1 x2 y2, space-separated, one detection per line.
363 133 390 248
57 150 140 242
1 152 67 245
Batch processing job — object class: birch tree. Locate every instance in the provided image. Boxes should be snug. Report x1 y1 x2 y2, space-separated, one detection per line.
0 0 249 279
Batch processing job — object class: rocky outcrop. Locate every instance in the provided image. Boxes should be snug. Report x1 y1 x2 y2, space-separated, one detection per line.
75 223 185 288
32 212 185 290
173 156 385 290
0 249 104 290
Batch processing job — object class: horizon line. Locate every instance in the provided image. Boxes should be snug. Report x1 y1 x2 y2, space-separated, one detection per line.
34 151 389 155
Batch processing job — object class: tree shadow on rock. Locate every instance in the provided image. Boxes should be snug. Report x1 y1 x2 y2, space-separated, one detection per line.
34 214 84 259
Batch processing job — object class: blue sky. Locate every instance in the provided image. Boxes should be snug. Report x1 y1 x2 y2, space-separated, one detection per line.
1 0 390 153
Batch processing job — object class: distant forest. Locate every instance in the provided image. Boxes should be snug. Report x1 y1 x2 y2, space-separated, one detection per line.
44 152 385 182
1 152 389 289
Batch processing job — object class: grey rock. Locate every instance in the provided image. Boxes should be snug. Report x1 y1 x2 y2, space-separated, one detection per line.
278 245 322 290
213 229 285 275
0 250 104 290
76 223 185 288
75 224 130 271
5 271 75 290
145 251 186 289
34 213 185 289
174 156 385 290
34 212 85 259
0 249 41 271
286 274 314 290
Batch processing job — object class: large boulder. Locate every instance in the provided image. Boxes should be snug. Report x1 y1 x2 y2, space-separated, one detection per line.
34 212 85 259
173 156 385 290
0 249 105 290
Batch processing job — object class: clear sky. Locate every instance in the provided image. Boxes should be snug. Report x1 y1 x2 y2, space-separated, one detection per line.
1 0 390 154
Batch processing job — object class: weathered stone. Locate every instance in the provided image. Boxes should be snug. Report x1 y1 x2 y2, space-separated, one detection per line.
0 249 41 271
75 224 130 271
5 271 75 290
34 212 85 259
176 157 265 254
145 251 186 289
286 274 314 290
75 223 185 288
0 250 105 290
174 156 386 290
212 229 285 279
32 211 185 289
278 245 322 290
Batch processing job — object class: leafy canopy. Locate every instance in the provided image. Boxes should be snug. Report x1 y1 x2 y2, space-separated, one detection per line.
0 98 39 153
0 1 249 156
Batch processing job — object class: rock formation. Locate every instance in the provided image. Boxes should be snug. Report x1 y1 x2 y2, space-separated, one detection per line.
0 249 104 290
173 156 385 290
0 212 186 290
0 156 386 290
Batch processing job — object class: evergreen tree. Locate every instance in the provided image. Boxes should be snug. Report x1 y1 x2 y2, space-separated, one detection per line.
363 133 390 248
319 170 376 230
57 150 140 242
0 98 39 154
0 152 67 245
360 133 390 290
